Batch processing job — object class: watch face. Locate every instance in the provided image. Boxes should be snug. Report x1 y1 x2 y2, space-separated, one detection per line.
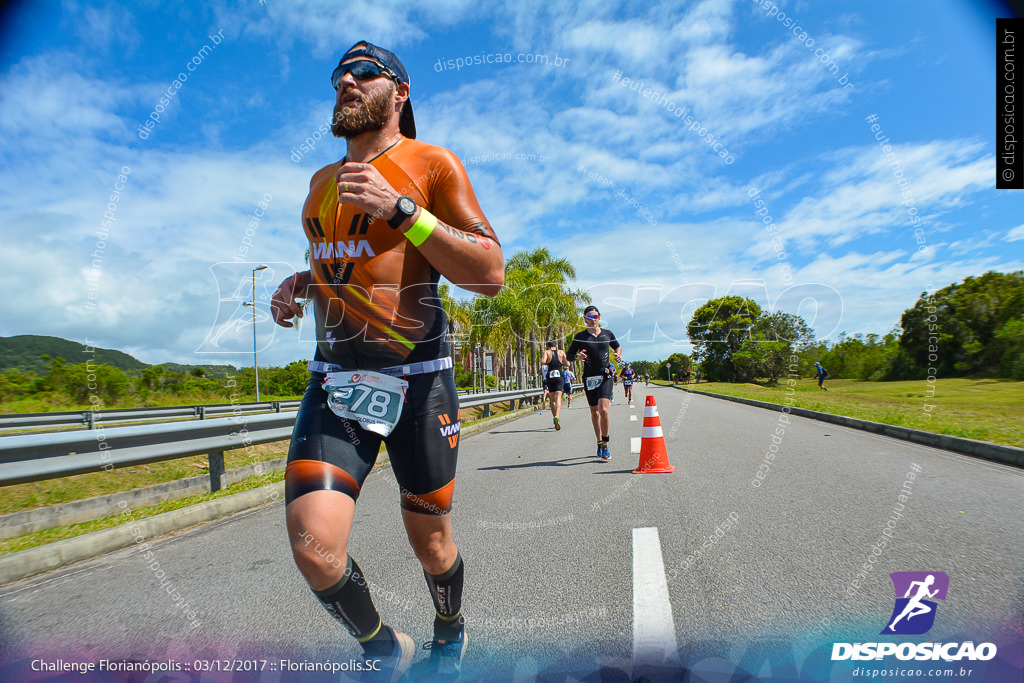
398 196 416 215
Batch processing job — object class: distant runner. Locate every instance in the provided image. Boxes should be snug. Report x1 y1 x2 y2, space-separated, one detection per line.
541 341 567 431
815 361 829 391
567 306 622 460
563 365 576 408
540 361 549 405
619 362 636 405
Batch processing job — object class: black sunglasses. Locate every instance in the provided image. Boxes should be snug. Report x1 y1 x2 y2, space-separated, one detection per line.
331 60 399 89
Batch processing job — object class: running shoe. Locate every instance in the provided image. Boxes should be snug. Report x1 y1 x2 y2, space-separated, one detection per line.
597 441 610 460
554 417 560 430
367 628 414 683
422 630 468 682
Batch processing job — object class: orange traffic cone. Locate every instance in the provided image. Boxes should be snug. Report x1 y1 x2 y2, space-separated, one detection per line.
633 395 675 473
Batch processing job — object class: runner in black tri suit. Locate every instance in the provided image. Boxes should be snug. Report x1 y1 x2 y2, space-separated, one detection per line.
541 341 567 431
619 362 636 405
566 306 622 460
270 41 503 681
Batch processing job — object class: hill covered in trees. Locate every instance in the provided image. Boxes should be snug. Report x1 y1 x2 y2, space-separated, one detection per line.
0 335 238 378
0 335 147 374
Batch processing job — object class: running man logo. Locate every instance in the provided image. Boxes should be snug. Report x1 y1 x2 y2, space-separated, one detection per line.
881 571 949 635
437 413 461 448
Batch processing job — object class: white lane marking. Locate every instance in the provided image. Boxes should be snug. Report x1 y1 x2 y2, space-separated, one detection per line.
630 437 642 453
0 564 112 599
630 415 638 422
632 527 679 665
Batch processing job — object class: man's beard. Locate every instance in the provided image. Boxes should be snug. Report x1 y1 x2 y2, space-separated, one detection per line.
332 82 395 138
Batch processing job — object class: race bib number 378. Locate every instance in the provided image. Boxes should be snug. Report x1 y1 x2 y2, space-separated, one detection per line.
323 371 409 437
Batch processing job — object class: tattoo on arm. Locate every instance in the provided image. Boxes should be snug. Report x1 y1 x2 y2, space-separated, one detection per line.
438 221 497 248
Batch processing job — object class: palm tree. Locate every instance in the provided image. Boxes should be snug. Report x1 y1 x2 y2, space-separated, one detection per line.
501 248 590 388
438 283 472 367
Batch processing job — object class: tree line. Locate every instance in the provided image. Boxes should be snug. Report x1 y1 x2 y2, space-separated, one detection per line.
0 356 312 410
3 269 1019 410
686 271 1023 383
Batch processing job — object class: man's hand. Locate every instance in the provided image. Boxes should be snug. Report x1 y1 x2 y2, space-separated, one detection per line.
336 162 403 221
576 349 588 362
615 349 623 362
271 271 309 328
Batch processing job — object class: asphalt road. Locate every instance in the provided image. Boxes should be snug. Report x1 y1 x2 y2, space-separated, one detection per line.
1 385 1021 682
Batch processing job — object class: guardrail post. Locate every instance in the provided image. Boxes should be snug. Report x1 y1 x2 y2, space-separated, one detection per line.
208 450 225 492
199 405 206 420
273 401 280 413
85 411 95 430
482 403 491 418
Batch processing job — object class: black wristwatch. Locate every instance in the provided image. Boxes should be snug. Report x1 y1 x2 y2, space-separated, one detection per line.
388 196 417 229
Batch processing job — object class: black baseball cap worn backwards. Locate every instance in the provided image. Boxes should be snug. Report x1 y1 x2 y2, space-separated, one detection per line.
336 40 416 139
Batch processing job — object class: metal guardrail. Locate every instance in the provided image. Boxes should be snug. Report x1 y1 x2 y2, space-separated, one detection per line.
0 400 303 432
0 389 543 491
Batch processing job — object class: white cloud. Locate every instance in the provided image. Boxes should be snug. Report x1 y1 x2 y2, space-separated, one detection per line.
235 0 479 58
2 1 1021 369
769 139 992 251
1005 224 1024 242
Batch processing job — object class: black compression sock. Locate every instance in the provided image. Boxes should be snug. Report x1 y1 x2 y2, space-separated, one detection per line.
424 553 465 639
313 557 394 654
602 435 609 443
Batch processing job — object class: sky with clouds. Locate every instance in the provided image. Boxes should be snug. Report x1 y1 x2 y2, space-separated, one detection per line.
1 0 1022 369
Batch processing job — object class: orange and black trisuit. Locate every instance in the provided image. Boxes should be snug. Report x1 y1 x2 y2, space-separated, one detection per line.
286 136 499 515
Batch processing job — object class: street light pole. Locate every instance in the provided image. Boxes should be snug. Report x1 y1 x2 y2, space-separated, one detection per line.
249 265 268 401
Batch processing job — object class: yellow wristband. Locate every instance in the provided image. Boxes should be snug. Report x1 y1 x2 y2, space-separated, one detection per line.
403 209 437 247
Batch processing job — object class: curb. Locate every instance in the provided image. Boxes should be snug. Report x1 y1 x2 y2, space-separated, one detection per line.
0 482 284 585
461 404 539 437
0 405 537 585
675 386 1024 468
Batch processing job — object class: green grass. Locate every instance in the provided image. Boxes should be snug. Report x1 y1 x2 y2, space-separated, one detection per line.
0 471 285 555
681 378 1024 448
